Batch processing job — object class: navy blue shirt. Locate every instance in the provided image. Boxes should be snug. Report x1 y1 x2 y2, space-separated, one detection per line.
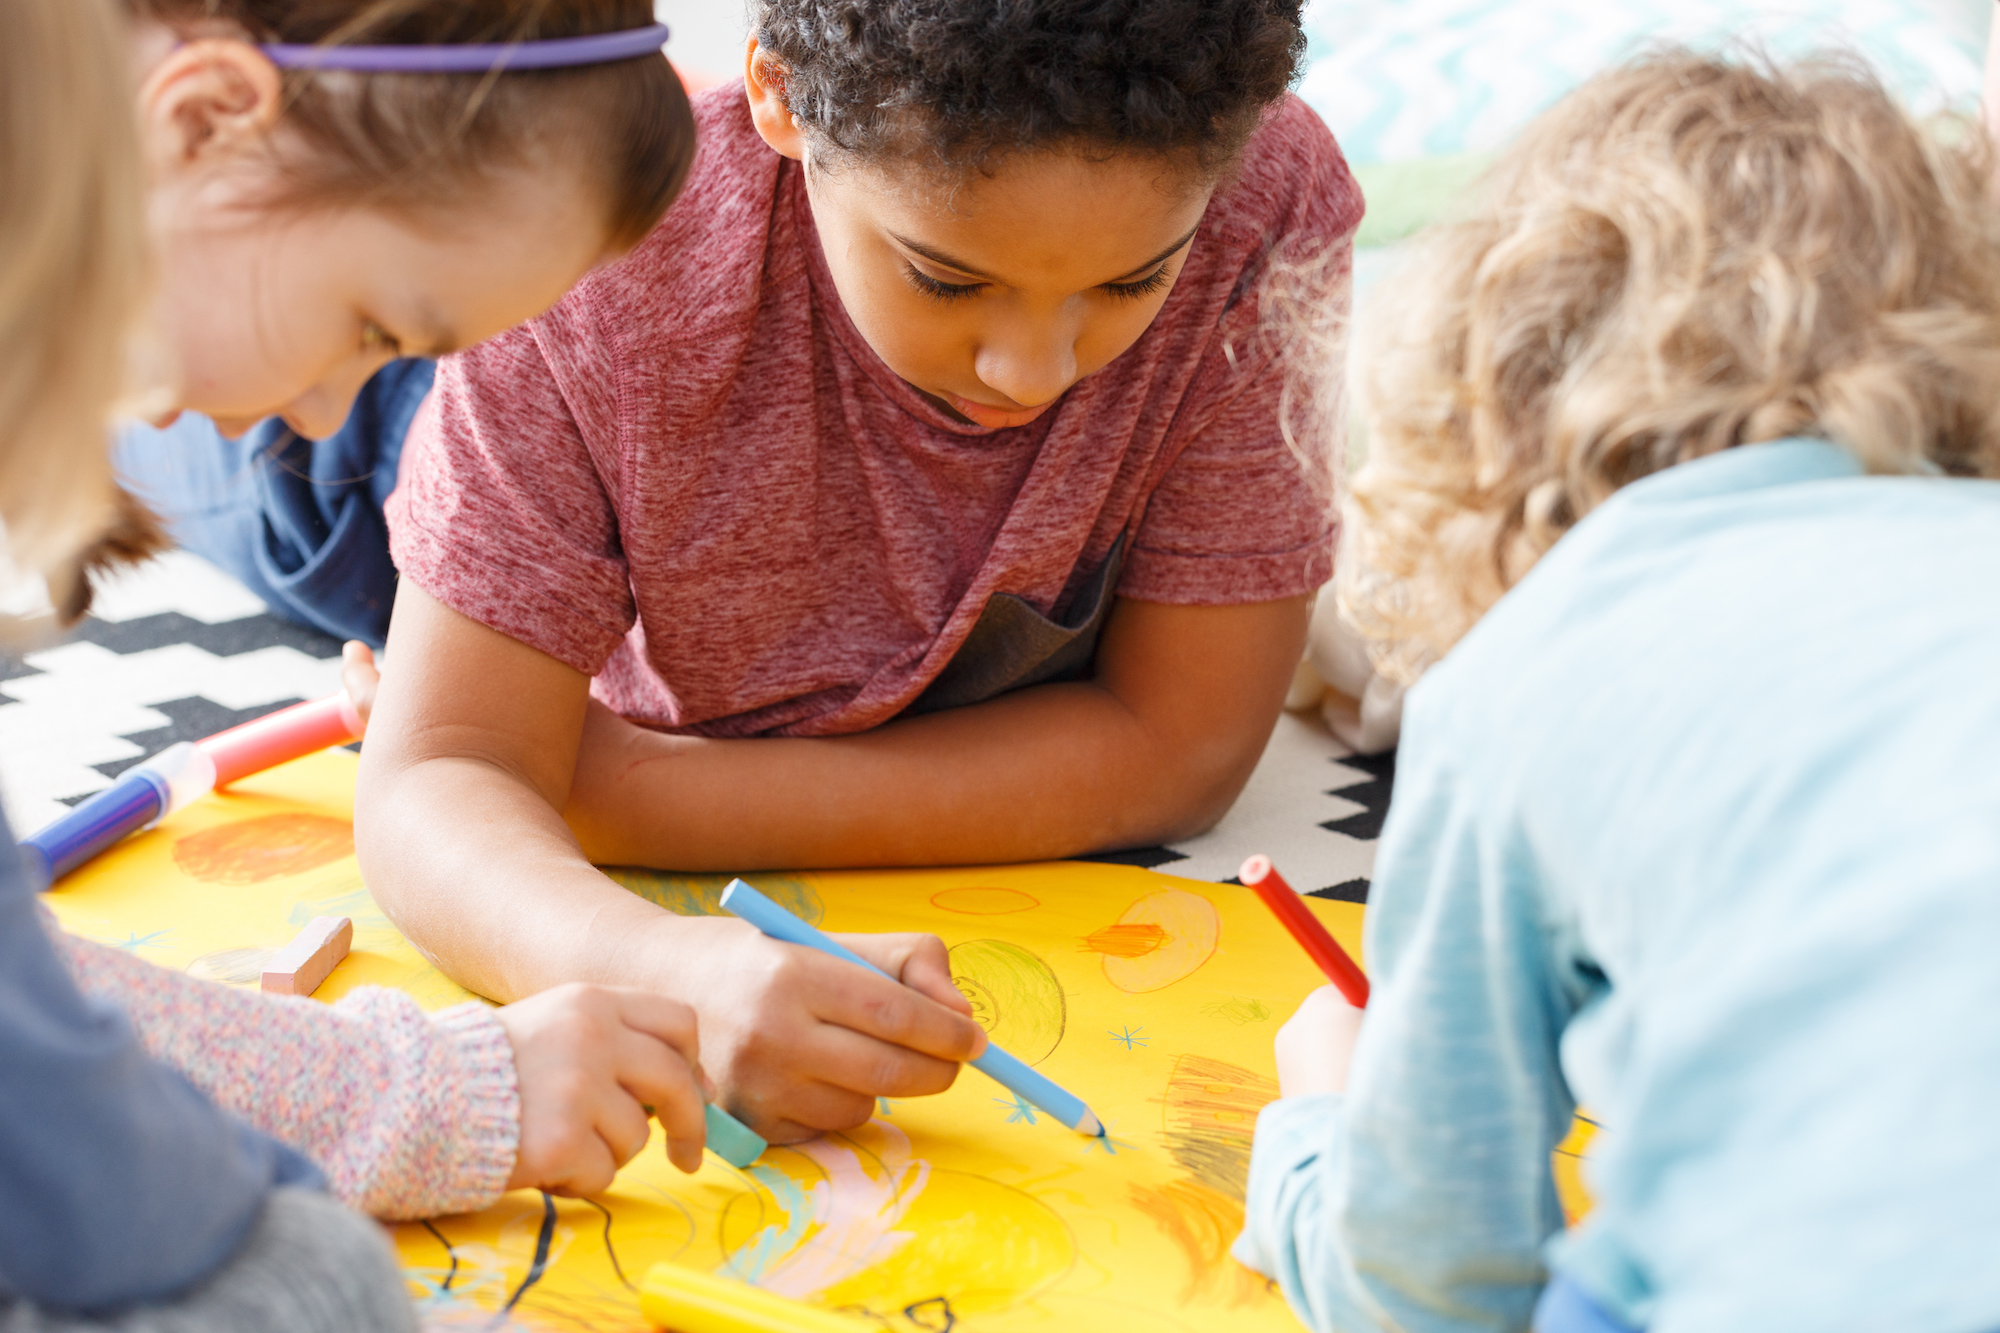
0 811 321 1311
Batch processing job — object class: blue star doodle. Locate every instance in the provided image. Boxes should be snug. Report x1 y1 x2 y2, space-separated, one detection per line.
1109 1026 1148 1050
995 1094 1037 1125
1083 1118 1140 1157
117 929 171 952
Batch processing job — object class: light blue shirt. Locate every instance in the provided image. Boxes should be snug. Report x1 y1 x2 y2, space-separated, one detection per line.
1235 441 2000 1333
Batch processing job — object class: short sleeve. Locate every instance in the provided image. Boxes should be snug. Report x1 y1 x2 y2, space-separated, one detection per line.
1119 100 1356 606
386 320 634 674
1119 309 1345 604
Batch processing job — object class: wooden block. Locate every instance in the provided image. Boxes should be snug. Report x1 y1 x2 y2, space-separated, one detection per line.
260 916 353 996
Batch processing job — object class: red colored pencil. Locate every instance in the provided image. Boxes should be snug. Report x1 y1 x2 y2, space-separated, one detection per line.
1239 854 1370 1007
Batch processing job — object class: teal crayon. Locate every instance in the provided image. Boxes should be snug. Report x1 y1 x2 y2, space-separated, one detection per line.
718 879 1103 1137
703 1103 767 1168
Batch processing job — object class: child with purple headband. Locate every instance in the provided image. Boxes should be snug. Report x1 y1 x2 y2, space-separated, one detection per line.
110 7 701 651
4 5 716 1328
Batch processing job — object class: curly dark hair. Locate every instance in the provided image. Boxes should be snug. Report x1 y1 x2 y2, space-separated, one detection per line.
755 0 1306 174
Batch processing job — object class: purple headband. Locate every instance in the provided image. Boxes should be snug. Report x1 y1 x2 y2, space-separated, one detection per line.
261 22 671 74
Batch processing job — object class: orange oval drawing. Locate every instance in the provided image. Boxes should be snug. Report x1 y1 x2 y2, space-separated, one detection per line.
1094 888 1220 993
931 886 1041 915
173 813 354 886
1082 921 1167 959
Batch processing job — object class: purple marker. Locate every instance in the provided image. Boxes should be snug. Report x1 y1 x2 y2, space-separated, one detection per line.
22 744 216 890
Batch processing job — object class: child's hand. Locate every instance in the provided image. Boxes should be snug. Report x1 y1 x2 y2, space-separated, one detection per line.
496 983 710 1193
1274 986 1365 1098
654 917 986 1144
340 641 381 730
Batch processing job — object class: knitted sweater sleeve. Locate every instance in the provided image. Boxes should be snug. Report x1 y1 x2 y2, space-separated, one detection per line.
49 918 519 1221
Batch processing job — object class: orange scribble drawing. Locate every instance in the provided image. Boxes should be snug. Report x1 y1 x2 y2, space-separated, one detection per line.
172 813 353 886
930 886 1040 915
1159 1055 1279 1201
1129 1178 1265 1306
1090 889 1220 993
1082 921 1167 958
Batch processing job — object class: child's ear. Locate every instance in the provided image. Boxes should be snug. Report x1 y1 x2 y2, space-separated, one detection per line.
744 37 806 162
137 39 284 177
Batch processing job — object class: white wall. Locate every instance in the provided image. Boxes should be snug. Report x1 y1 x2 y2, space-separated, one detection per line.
655 0 749 78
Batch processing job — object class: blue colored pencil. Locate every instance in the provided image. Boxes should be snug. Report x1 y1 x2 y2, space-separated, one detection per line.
718 879 1104 1137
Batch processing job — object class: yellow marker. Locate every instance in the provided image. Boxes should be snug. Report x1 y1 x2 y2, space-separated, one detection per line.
640 1263 878 1333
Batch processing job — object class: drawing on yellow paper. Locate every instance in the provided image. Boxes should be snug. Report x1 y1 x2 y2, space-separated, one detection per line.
45 750 1371 1331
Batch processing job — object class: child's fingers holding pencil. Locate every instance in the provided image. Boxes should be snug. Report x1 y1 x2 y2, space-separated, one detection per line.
800 1021 969 1101
1274 985 1365 1099
811 939 988 1065
838 931 976 1017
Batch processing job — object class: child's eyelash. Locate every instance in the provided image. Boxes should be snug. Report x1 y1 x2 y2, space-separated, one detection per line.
1105 266 1173 302
361 321 403 355
902 262 1172 303
904 265 984 303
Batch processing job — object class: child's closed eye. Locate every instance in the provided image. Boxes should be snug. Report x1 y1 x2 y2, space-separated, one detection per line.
360 320 404 356
903 264 985 303
1104 265 1174 302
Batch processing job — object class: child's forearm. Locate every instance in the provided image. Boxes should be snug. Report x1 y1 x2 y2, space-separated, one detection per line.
566 595 1311 870
568 683 1223 867
355 750 683 1005
51 925 517 1220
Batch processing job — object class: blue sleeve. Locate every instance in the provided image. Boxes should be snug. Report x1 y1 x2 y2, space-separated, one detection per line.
1235 720 1578 1333
111 357 433 649
0 842 322 1310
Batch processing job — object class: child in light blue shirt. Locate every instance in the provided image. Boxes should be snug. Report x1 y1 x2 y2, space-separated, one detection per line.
1236 53 2000 1333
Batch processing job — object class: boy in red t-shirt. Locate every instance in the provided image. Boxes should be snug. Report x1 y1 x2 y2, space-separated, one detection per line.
361 0 1363 1142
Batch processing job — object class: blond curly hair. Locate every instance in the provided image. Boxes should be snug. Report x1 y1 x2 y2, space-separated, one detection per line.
1340 53 2000 681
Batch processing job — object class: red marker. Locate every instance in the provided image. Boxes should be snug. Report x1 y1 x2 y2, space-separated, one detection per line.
1239 854 1370 1007
201 693 365 788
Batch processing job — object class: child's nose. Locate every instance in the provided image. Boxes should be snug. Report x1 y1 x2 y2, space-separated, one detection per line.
973 321 1079 409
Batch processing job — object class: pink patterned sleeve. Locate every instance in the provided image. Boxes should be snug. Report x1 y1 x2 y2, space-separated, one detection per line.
48 919 519 1221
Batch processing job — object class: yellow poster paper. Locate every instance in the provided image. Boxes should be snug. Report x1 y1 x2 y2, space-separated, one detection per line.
44 750 1368 1332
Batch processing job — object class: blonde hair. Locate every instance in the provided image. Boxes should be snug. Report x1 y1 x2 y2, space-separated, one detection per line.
0 0 146 599
1340 53 2000 681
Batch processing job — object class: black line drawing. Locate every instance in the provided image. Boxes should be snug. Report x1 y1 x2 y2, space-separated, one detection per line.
904 1294 959 1330
419 1219 458 1293
581 1196 635 1292
491 1192 558 1327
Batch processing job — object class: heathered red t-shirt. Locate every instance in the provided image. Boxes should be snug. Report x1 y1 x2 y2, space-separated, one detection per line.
387 87 1362 738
